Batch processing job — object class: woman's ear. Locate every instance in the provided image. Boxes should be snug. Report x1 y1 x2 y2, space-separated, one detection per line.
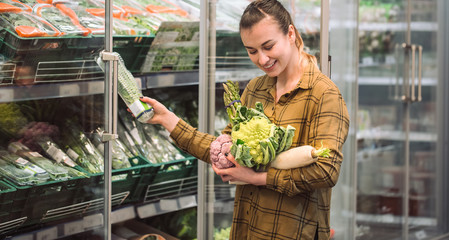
288 24 296 43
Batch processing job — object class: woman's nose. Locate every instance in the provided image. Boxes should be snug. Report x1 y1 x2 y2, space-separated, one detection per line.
258 51 269 66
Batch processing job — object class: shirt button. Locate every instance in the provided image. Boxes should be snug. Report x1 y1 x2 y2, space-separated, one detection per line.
246 210 249 215
249 192 252 195
272 107 274 110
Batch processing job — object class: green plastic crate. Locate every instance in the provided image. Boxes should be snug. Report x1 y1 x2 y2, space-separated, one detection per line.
0 180 17 223
1 173 91 227
142 156 198 203
84 156 157 204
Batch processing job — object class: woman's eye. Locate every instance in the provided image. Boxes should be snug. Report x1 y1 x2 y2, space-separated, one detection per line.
264 45 273 50
248 50 257 55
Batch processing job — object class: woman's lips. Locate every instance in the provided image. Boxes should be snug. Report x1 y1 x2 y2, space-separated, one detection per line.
263 60 276 70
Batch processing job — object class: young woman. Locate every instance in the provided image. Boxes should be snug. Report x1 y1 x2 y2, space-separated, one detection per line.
140 0 350 239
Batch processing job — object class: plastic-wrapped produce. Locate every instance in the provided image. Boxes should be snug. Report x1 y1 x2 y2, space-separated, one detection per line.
54 2 105 35
60 124 103 173
63 122 104 170
8 141 70 181
89 127 133 169
32 3 91 36
141 123 185 162
0 11 61 37
96 51 154 123
117 121 140 157
0 0 33 12
0 150 50 184
118 109 155 159
0 159 40 186
36 137 78 168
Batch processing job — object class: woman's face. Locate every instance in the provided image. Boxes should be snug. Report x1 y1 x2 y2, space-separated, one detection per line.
240 16 296 78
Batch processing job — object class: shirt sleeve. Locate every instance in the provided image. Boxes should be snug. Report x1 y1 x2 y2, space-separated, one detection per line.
265 86 350 197
170 118 216 163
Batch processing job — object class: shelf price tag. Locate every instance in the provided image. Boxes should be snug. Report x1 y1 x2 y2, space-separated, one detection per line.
59 83 80 96
84 213 104 230
159 199 178 211
64 220 84 236
36 227 58 240
0 89 14 102
111 206 136 224
137 203 158 219
88 81 104 94
10 234 33 240
178 195 196 209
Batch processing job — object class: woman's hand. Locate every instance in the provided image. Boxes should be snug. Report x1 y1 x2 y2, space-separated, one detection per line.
134 97 180 133
211 154 267 186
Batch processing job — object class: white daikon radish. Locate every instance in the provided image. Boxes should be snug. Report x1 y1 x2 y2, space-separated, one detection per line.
270 144 331 169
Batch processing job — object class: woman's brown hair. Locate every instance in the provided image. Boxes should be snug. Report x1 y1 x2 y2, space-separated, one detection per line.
239 0 317 64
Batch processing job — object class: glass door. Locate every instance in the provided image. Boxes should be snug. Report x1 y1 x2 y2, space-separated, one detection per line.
356 0 448 239
199 0 357 239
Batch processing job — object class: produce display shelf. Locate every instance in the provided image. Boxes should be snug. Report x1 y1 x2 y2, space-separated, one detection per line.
87 156 158 204
142 156 198 203
0 217 27 237
0 180 17 223
0 156 154 231
1 174 95 227
0 29 154 82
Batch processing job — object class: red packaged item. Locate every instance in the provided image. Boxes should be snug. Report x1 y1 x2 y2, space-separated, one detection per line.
33 3 91 36
0 11 61 37
0 0 33 13
54 2 105 35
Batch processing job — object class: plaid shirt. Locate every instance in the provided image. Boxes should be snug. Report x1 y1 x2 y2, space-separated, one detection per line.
170 61 350 240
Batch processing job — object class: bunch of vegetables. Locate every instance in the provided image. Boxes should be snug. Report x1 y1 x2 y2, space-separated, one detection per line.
0 103 28 140
17 121 60 152
218 80 332 170
221 80 296 169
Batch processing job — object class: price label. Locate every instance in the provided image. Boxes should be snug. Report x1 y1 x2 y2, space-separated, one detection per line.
88 81 104 94
160 199 178 211
137 203 157 219
11 234 33 240
64 220 84 236
0 89 14 102
59 83 80 96
111 206 135 224
84 213 104 229
178 195 196 208
36 227 57 240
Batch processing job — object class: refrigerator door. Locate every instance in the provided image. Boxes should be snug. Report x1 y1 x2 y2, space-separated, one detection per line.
356 0 448 239
197 0 356 239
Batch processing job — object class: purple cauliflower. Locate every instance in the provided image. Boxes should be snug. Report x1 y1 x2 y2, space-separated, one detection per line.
210 134 235 169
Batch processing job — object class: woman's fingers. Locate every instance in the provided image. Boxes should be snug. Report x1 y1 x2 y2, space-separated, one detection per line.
226 154 239 166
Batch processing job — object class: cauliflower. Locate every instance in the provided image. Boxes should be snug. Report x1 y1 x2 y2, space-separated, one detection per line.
223 80 296 169
231 117 273 164
210 134 235 169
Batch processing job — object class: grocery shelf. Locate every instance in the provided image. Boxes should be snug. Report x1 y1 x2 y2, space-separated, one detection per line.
359 22 437 32
136 194 197 219
4 205 136 240
356 213 437 227
144 68 263 89
0 67 263 102
0 80 103 103
358 76 437 86
357 129 437 142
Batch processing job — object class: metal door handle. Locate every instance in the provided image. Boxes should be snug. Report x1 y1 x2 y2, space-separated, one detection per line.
393 43 401 101
399 43 423 103
410 44 423 102
417 45 422 102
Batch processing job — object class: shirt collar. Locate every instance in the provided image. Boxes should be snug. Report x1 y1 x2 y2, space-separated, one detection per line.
258 59 318 94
